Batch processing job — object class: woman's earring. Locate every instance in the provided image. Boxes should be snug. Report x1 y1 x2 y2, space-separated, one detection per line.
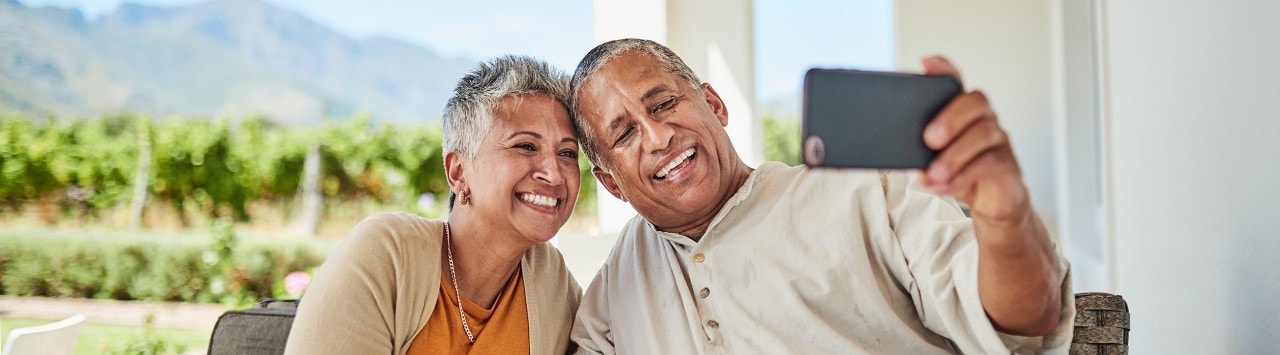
461 191 471 205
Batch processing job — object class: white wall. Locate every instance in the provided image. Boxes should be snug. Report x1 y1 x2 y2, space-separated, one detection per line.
1101 1 1280 352
893 1 1061 244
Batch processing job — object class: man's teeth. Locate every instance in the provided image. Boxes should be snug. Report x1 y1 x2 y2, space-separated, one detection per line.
520 193 558 207
656 148 696 179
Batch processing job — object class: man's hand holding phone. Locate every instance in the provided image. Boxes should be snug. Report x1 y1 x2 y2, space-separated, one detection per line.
915 56 1030 226
801 56 1032 226
915 57 1062 336
804 56 1061 335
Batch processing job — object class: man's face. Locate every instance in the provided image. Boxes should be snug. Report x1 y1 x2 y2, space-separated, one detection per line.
575 51 742 234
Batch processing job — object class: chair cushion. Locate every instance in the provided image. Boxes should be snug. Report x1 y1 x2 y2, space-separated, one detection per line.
207 303 297 355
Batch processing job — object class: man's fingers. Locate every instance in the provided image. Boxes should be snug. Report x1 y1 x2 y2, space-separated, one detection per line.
928 148 1026 219
927 119 1007 184
931 149 1008 195
924 90 995 150
922 56 962 83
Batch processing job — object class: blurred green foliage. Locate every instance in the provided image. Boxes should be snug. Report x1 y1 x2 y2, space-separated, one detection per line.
105 314 189 355
763 115 802 166
0 114 598 223
0 226 326 304
0 316 209 355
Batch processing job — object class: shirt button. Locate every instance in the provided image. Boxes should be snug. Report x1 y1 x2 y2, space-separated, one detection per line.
700 287 710 298
693 253 705 263
707 320 719 329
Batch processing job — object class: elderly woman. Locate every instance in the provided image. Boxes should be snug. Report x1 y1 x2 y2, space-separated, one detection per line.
285 55 582 354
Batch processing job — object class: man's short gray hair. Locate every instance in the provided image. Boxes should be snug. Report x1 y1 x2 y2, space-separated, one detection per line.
568 38 702 170
442 55 570 207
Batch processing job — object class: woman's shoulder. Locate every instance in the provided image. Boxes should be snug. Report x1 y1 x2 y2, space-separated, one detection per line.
524 241 568 265
357 211 441 231
523 241 582 300
337 212 444 258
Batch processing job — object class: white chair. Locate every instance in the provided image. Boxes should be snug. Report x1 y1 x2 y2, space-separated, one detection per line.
1 314 86 355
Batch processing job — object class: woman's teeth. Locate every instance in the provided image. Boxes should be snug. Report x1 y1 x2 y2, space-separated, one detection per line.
520 193 558 207
655 148 695 179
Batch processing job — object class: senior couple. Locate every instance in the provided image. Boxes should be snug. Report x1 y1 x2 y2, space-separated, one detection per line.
284 39 1074 354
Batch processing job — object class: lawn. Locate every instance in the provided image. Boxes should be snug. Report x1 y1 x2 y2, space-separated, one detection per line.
0 316 209 355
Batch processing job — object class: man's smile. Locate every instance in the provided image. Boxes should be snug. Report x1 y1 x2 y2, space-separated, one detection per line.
654 147 696 181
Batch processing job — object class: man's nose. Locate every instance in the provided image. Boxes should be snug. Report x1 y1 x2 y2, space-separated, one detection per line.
639 117 674 153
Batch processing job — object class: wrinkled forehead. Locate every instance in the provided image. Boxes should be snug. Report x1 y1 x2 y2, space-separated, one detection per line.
575 52 686 123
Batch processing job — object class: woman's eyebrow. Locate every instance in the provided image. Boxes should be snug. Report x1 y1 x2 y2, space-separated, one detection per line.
507 131 542 140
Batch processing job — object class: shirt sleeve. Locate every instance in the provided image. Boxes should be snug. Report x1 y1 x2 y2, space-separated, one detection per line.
878 171 1074 354
284 216 403 355
570 264 615 355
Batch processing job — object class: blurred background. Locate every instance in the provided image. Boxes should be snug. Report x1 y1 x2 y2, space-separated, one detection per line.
1 0 1277 353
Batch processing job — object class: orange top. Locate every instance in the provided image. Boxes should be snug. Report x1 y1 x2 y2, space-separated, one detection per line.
407 268 529 355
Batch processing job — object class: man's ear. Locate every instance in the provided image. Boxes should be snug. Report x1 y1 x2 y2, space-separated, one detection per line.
444 151 467 193
593 167 628 202
700 83 729 127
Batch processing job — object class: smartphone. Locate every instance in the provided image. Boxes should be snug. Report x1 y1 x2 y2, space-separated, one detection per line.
801 68 961 169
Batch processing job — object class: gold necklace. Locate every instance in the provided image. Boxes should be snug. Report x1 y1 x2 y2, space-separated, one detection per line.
443 223 476 343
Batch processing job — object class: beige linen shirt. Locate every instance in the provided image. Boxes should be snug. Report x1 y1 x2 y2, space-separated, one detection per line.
285 212 582 355
571 162 1073 354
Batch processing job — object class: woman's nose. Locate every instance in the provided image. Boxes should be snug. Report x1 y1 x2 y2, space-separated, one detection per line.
532 153 565 185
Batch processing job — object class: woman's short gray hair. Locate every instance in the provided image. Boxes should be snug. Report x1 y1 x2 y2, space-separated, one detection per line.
442 55 571 159
568 38 702 170
441 55 570 208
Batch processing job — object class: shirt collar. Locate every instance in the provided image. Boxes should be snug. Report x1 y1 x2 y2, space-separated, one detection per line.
644 162 787 246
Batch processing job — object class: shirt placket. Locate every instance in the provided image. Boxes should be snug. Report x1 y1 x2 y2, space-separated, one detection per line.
686 241 724 352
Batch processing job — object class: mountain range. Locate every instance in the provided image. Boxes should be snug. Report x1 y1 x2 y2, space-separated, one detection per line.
0 0 478 124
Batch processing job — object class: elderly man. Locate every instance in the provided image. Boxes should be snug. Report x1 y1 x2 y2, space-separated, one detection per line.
568 38 1073 354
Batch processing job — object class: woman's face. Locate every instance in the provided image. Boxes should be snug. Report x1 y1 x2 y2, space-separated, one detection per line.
458 93 581 243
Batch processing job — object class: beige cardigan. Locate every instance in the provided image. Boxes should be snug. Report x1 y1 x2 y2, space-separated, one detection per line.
285 212 582 355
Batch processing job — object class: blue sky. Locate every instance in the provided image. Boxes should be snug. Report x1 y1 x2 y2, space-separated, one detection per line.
754 0 894 101
21 0 892 111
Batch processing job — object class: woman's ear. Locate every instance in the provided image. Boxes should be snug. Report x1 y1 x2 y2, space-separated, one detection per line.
444 150 467 194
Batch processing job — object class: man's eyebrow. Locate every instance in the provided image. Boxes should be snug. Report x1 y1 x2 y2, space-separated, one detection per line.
602 85 672 137
606 115 626 134
641 85 672 102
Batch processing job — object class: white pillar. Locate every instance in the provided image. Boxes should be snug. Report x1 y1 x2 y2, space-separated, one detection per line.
591 0 757 234
666 0 760 168
1054 0 1111 293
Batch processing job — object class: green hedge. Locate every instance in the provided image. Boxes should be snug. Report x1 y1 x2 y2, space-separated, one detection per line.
0 114 598 224
0 113 798 229
0 224 328 305
763 115 801 166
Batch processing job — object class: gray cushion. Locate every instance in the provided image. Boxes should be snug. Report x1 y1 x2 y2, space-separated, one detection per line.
208 303 297 355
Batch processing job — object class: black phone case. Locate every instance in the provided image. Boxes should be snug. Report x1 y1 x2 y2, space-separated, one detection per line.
801 69 961 169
